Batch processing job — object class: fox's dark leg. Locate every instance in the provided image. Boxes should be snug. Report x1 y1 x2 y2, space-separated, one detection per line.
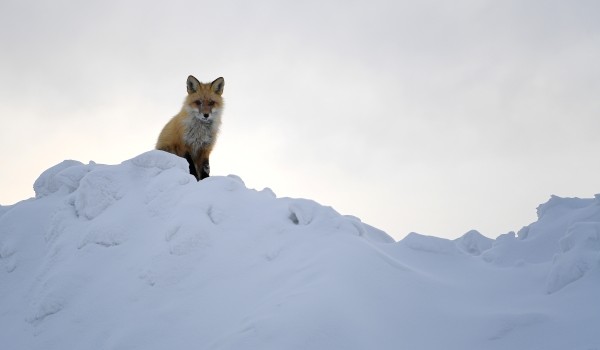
193 151 210 181
184 152 199 180
200 157 210 180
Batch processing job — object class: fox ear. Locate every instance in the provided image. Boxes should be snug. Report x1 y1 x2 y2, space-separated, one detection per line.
211 77 225 95
187 75 201 94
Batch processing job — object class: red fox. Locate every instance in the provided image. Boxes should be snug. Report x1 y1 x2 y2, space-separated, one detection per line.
156 75 225 180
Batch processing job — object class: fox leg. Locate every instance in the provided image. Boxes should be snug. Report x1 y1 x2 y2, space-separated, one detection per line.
193 150 211 181
200 158 210 180
184 153 199 180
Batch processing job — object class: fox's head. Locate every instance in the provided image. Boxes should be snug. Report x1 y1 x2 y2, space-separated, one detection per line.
183 75 224 123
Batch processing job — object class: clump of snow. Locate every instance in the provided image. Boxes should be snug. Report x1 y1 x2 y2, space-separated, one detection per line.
401 232 458 255
1 150 599 350
535 195 596 220
400 230 492 257
546 221 600 293
33 160 88 198
455 230 493 256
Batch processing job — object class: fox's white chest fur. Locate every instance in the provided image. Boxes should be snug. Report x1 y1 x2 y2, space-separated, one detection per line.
183 114 221 154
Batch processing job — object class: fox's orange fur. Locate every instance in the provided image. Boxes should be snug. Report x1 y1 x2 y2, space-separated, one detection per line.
156 75 224 180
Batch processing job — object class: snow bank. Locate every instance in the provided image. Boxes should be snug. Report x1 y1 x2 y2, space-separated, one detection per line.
1 151 599 350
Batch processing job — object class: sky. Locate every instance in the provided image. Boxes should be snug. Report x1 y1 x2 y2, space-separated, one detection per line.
0 0 599 240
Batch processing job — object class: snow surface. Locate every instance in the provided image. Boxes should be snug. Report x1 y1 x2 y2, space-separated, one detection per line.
1 150 599 350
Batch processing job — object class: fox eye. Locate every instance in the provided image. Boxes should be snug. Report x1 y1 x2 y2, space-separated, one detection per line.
208 100 215 107
194 100 202 106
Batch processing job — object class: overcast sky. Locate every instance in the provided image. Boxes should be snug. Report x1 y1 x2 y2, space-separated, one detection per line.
1 0 599 240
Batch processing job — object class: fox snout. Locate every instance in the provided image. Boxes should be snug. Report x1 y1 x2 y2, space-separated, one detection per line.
191 112 209 122
192 103 218 121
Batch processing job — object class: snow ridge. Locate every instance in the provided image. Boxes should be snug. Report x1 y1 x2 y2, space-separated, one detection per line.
1 151 599 350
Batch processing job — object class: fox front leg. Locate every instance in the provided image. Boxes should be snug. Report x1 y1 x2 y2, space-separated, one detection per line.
200 158 210 180
193 151 210 181
184 152 199 180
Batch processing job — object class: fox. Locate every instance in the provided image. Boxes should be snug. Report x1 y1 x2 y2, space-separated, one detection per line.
156 75 225 180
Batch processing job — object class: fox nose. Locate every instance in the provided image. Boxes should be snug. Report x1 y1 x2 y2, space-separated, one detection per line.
203 113 209 119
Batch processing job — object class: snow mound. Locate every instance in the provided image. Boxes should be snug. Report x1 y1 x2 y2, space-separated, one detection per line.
1 151 599 350
401 232 458 254
455 230 493 256
482 194 600 268
400 230 493 256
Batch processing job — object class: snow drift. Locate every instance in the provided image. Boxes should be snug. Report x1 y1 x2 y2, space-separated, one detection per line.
1 151 599 349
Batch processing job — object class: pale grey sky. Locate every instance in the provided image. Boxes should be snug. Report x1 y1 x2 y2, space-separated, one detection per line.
1 0 599 240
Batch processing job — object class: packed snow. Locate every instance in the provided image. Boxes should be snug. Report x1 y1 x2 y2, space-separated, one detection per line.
1 151 599 349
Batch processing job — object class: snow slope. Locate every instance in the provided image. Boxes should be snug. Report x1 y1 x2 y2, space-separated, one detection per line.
1 151 599 350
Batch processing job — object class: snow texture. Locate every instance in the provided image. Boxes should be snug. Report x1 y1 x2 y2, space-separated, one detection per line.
1 151 599 350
